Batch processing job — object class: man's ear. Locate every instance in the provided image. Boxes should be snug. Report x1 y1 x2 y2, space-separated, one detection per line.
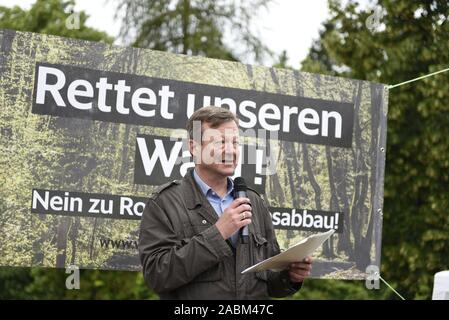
189 139 199 163
188 139 194 156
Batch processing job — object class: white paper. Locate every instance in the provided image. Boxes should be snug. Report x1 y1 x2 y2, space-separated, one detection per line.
241 229 335 274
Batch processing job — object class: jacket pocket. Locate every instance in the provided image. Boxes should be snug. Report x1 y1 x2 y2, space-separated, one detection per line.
182 220 210 238
251 233 268 262
251 233 269 282
177 236 222 282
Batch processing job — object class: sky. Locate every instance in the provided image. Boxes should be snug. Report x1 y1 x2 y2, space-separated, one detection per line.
0 0 331 67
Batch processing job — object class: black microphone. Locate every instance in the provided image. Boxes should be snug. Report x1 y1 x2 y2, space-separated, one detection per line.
234 177 250 244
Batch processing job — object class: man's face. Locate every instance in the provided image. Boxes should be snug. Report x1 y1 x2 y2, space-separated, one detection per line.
190 120 240 178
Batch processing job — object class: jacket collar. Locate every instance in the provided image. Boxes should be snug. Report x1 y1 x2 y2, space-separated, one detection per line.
182 168 222 225
193 168 234 199
183 167 210 210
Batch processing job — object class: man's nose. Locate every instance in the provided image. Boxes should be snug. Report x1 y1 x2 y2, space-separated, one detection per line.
224 142 236 154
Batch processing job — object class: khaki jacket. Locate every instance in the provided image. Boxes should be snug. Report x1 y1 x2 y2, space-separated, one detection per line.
139 168 301 299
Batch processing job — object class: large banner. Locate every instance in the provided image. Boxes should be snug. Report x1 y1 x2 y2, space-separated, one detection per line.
0 29 388 279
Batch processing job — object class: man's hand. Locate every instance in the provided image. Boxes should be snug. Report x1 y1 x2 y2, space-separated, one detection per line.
215 198 252 240
288 256 313 283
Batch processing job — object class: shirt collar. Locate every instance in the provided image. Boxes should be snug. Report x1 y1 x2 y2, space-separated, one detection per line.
193 169 234 198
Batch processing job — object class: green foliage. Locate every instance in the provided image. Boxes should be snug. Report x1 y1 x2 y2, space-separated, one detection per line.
291 278 394 300
301 0 449 299
115 0 272 62
0 267 34 299
0 0 113 43
0 267 158 299
272 50 292 69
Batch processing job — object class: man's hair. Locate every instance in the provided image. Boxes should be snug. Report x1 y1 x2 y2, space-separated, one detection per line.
186 106 239 141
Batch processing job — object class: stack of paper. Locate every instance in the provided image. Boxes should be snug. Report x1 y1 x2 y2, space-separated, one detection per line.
241 229 335 273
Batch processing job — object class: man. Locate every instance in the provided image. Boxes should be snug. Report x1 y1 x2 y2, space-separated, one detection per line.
139 106 312 299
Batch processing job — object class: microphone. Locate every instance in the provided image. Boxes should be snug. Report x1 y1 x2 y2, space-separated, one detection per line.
234 177 250 244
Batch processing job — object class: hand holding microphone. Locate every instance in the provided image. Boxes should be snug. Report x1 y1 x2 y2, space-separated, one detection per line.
215 177 252 241
234 177 251 243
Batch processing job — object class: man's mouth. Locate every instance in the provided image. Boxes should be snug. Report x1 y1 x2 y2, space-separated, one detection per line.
221 158 234 164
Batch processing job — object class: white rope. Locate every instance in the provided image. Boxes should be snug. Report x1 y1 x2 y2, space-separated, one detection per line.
388 67 449 89
377 272 406 300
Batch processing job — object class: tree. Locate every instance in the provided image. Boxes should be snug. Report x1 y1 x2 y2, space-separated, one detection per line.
0 0 113 43
301 0 449 299
114 0 272 63
272 50 291 69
